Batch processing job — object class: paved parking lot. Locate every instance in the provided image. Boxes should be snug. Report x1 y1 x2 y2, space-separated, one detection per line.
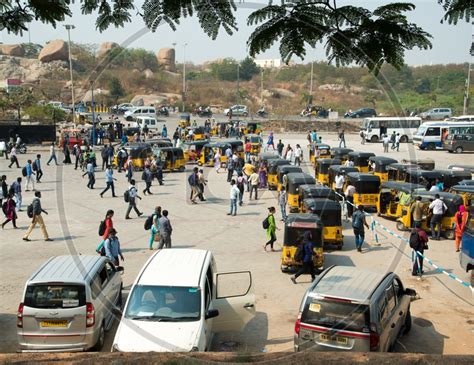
0 128 473 354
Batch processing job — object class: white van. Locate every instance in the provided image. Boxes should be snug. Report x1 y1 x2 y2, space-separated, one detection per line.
413 121 474 150
135 116 160 132
112 249 255 352
124 106 156 121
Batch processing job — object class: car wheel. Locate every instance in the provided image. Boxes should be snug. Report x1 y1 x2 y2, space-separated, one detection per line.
370 135 379 143
403 309 412 334
427 143 435 150
399 135 408 143
396 221 408 231
92 323 105 351
443 229 454 240
456 146 463 154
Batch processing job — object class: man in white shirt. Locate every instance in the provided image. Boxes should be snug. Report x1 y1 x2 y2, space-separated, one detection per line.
46 142 58 166
344 159 354 167
345 183 357 218
294 144 302 166
335 173 345 196
227 179 240 216
382 135 390 153
429 194 447 240
395 133 401 152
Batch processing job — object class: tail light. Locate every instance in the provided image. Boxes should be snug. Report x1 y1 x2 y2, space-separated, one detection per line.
86 303 95 327
369 323 379 351
17 303 24 328
294 312 302 335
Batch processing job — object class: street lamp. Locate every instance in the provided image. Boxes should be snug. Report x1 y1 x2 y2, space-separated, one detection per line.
237 62 240 105
64 24 76 124
182 42 188 112
309 61 314 105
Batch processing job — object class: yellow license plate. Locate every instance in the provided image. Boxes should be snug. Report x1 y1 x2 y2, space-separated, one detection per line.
40 320 67 328
319 333 348 345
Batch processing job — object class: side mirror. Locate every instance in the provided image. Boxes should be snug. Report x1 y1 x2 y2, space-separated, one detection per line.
205 309 219 320
405 288 417 297
111 305 123 317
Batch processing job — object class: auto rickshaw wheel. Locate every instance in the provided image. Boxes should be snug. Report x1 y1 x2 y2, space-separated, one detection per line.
396 221 408 231
443 229 454 240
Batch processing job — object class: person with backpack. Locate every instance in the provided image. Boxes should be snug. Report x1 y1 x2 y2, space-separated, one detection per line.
291 231 315 284
429 194 447 240
454 205 468 252
158 210 172 249
148 206 162 250
264 207 278 251
352 205 369 252
125 179 143 219
1 192 17 229
8 145 20 168
34 154 43 183
104 228 124 266
410 227 428 276
24 160 35 192
96 210 114 254
188 167 200 205
23 191 52 242
100 166 117 198
279 186 288 222
141 166 153 195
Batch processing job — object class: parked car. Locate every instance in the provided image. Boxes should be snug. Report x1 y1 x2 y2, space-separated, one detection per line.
294 266 415 353
224 105 248 117
419 108 452 120
345 108 377 118
17 255 123 352
444 133 474 153
112 249 255 352
134 116 161 132
124 106 157 121
111 103 134 114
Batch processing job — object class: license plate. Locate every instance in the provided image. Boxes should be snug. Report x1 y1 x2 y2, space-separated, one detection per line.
319 333 348 345
40 320 67 328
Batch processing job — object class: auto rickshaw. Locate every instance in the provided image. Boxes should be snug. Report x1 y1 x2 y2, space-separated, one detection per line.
347 172 381 210
260 151 280 163
146 138 173 148
309 143 331 167
302 198 343 249
214 121 232 137
396 191 464 239
457 180 474 186
182 140 209 163
197 142 230 167
178 113 191 128
405 169 443 189
190 126 207 141
299 185 337 212
281 213 324 272
377 181 424 219
277 165 303 191
122 127 141 142
113 142 152 170
448 164 474 178
368 156 398 182
245 134 263 155
153 147 186 172
328 165 359 190
450 185 474 207
387 163 420 182
438 169 472 189
330 147 353 164
223 139 245 158
241 121 261 135
316 158 341 185
286 172 317 212
348 151 376 173
402 158 435 171
268 159 290 190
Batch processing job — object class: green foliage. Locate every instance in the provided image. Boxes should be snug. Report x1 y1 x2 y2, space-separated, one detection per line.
25 104 67 121
239 57 260 81
415 78 432 94
0 88 36 119
108 77 125 102
21 43 43 58
106 47 159 71
210 58 239 81
439 0 473 24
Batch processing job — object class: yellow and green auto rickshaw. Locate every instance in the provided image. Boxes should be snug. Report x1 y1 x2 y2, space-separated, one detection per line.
267 159 290 190
153 147 186 172
328 165 359 190
146 138 173 149
397 192 464 239
330 147 353 164
450 185 474 207
302 198 343 249
197 142 230 167
316 158 341 185
222 139 245 159
214 121 232 137
245 134 263 155
368 156 398 182
402 158 435 171
387 163 420 182
286 172 317 213
178 113 191 128
281 213 324 272
299 185 337 212
190 126 207 141
122 127 141 142
347 172 381 210
241 121 261 135
348 151 376 173
113 142 152 170
377 181 424 220
309 143 331 167
276 165 303 191
182 140 209 163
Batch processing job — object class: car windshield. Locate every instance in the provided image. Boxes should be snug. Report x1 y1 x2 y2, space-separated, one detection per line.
302 297 369 332
125 285 201 321
24 284 86 309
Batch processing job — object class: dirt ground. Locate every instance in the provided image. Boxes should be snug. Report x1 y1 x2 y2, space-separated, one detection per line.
0 123 472 355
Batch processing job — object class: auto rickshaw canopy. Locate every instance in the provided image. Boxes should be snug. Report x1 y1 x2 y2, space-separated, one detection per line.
299 184 337 200
302 198 342 226
348 151 376 167
268 159 291 174
405 169 443 185
380 181 424 193
286 173 317 194
260 151 280 162
277 165 303 183
402 158 435 171
450 185 474 194
328 165 359 176
447 164 474 173
347 172 381 193
283 213 324 248
457 179 474 186
245 134 263 144
369 156 398 172
317 158 341 174
331 147 353 159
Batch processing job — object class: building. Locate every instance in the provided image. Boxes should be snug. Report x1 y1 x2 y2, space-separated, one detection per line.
0 78 22 93
254 59 283 69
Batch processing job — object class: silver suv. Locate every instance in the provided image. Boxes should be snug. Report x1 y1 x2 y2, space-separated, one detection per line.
17 255 123 352
294 266 415 352
420 108 452 120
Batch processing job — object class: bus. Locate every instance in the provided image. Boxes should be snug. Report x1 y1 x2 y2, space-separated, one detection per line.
361 117 422 143
413 121 474 150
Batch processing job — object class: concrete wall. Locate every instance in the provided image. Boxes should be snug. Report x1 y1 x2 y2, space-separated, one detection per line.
260 119 363 133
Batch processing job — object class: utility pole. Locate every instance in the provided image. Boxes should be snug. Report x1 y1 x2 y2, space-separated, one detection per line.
91 81 96 146
237 62 240 105
182 42 187 112
309 61 314 105
260 68 264 106
464 21 474 115
64 24 76 123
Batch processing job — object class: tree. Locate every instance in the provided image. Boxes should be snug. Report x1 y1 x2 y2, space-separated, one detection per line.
1 1 470 74
239 57 260 81
0 88 36 122
108 77 125 104
415 78 432 94
210 58 239 81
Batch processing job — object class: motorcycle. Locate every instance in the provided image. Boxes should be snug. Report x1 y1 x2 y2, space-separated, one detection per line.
192 108 213 118
256 109 268 118
8 142 27 154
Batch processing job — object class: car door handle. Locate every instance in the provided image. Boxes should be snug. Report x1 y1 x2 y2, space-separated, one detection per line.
244 303 254 308
391 323 396 328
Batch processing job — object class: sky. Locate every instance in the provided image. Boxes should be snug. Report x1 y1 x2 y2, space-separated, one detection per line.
0 0 472 66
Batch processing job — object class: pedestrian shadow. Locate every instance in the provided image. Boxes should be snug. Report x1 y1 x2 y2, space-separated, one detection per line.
121 248 148 253
364 245 391 253
237 212 261 216
205 197 225 203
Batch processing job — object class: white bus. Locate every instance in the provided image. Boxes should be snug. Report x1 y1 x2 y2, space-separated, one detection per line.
412 121 474 150
361 117 422 143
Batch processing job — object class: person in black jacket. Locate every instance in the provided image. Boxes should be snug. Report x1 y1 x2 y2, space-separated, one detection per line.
0 175 8 206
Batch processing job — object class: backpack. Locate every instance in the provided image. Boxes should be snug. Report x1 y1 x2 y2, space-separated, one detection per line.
409 229 420 249
188 173 196 186
294 244 305 262
21 166 27 177
98 221 106 236
27 203 34 218
123 189 130 203
262 216 270 229
352 211 363 229
32 161 38 171
144 215 154 230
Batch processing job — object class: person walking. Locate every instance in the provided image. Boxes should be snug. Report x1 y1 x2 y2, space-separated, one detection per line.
352 205 369 252
244 140 251 162
8 145 20 168
228 179 239 216
226 155 235 182
100 145 109 170
390 131 397 150
82 159 95 189
23 191 52 241
188 167 200 204
429 194 447 240
24 160 35 192
148 206 162 250
1 192 17 229
264 207 278 251
279 186 287 221
249 169 259 200
214 149 222 173
173 129 179 147
198 169 207 201
382 134 390 153
411 226 428 276
46 142 58 166
291 231 315 284
410 196 424 228
96 210 114 254
454 205 468 252
125 157 134 183
258 161 267 188
125 179 143 219
338 129 346 148
0 175 7 207
33 154 43 183
236 172 246 206
141 166 153 195
277 139 284 158
395 133 401 152
345 183 356 218
334 172 345 197
158 210 172 249
360 130 365 144
10 177 22 211
294 144 302 166
100 166 117 198
104 229 124 266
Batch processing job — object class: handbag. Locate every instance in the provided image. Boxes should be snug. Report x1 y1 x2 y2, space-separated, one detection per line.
154 232 161 242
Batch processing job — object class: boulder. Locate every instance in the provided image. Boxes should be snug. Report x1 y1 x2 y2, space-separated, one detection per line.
156 48 176 72
0 44 25 57
97 42 119 57
38 40 68 63
130 94 167 106
144 69 154 79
